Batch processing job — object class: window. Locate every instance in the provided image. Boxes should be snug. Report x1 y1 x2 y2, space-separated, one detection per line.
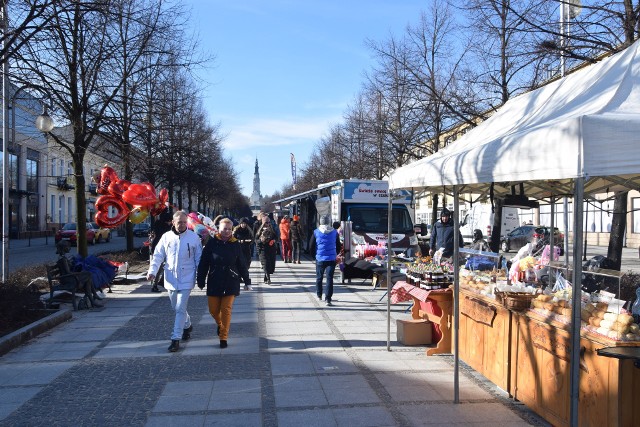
633 198 640 234
67 197 72 223
59 159 64 177
50 195 55 221
347 207 413 233
67 161 72 176
26 158 38 193
51 158 56 176
59 195 64 224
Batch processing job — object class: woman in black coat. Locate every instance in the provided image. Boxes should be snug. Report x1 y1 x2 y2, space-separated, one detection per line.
197 218 251 348
255 215 277 284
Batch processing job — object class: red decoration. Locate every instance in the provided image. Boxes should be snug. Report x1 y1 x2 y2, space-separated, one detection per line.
108 179 131 197
122 183 158 207
96 166 119 195
94 195 130 228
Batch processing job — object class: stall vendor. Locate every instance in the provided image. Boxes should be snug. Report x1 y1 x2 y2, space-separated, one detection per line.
429 208 463 258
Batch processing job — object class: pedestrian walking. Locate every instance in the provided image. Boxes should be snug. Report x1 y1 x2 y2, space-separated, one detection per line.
149 209 172 293
290 215 303 264
279 216 292 262
252 214 263 259
256 214 277 284
197 218 252 349
233 218 254 289
310 215 341 306
147 211 202 352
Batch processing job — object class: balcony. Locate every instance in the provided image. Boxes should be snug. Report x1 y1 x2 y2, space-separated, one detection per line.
56 177 74 191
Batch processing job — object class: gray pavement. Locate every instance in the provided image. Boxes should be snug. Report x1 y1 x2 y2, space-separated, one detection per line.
1 257 559 427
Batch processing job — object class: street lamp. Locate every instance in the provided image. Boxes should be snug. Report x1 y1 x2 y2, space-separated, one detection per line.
35 105 54 133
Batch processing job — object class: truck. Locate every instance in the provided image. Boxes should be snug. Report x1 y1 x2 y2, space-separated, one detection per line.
315 179 420 256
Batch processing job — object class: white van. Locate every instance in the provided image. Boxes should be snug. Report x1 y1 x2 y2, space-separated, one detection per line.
460 204 520 245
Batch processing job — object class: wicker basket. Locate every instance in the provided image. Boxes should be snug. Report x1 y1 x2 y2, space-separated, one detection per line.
503 294 536 311
494 287 538 310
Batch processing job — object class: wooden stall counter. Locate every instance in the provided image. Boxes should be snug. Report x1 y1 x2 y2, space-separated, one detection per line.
391 282 452 355
458 288 512 392
510 308 640 427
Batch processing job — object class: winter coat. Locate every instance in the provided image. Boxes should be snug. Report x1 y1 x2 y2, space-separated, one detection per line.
196 234 251 297
256 222 277 274
290 221 303 242
232 225 254 266
148 227 202 291
309 225 340 262
430 220 463 257
279 219 291 241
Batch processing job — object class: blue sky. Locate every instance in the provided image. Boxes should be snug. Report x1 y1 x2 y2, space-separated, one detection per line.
185 0 428 197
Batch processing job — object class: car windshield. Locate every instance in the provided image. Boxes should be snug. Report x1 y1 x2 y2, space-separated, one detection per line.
91 223 100 229
348 207 413 233
134 224 148 229
62 223 76 231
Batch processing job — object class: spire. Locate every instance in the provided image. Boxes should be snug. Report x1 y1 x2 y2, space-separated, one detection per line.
250 157 262 210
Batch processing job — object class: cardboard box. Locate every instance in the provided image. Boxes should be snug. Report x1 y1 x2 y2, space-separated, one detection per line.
396 319 432 345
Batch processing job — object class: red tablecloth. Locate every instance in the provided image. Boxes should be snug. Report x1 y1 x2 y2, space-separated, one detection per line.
390 281 450 304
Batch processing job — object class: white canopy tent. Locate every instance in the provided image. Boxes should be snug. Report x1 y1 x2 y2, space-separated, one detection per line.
387 40 640 427
389 39 640 200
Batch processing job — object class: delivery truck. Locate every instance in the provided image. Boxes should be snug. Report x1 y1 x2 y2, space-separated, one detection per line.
314 179 420 256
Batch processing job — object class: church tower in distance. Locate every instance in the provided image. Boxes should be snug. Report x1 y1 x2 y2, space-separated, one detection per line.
249 157 262 214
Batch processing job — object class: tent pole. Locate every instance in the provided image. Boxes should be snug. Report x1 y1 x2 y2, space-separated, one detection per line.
550 196 556 261
453 186 460 403
386 188 392 351
569 178 584 426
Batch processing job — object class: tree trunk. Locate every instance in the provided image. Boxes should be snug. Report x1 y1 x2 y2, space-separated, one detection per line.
607 191 628 271
73 153 88 258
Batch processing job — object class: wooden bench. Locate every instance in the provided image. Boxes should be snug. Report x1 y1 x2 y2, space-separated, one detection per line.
45 263 91 310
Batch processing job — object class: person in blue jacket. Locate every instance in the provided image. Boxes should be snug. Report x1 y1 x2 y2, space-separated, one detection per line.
310 215 342 306
429 207 463 258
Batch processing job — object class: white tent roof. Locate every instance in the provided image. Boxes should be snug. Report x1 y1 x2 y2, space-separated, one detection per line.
389 41 640 199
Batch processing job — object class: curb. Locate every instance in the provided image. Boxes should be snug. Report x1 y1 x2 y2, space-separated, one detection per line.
0 308 72 357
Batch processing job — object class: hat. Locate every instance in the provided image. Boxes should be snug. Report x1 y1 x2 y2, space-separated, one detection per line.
319 215 330 225
440 207 451 217
240 217 249 224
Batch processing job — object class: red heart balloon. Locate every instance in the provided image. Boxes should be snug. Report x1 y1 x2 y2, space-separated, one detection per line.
108 179 131 197
96 166 119 195
122 183 158 207
95 195 130 228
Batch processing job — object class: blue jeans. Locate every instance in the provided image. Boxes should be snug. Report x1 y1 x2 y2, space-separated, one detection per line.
167 289 192 340
316 260 336 301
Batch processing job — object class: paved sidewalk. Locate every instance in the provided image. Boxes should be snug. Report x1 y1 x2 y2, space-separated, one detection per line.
0 258 548 427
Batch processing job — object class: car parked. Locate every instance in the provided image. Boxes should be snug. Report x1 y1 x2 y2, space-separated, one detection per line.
91 222 111 243
133 222 151 237
55 222 97 245
500 225 564 253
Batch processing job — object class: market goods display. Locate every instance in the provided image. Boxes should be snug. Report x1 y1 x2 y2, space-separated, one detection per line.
406 262 453 290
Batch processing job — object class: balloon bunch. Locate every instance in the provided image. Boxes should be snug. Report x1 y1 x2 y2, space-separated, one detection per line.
185 212 217 238
93 165 169 229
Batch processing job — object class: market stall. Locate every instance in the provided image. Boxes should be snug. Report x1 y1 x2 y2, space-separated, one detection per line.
386 39 640 426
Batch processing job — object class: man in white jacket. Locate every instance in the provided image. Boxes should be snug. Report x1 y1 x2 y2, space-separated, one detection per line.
147 211 202 352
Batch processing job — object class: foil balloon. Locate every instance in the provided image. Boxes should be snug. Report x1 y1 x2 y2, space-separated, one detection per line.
158 188 168 205
95 195 129 228
193 224 209 239
108 179 131 197
122 183 158 207
186 212 202 231
129 206 150 224
96 166 119 195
